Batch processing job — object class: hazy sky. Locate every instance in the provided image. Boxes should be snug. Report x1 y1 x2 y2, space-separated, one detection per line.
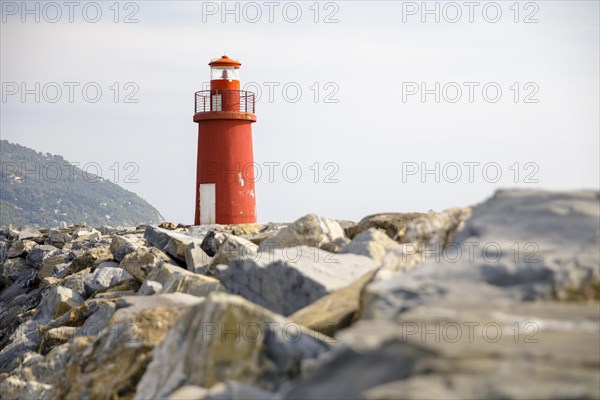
2 1 599 224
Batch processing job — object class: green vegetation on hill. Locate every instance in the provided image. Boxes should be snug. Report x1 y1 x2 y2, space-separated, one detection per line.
0 140 164 228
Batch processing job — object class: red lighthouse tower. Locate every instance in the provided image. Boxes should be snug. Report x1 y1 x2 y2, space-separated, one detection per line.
193 55 257 225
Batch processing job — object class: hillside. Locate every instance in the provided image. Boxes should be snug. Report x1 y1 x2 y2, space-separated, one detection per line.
0 140 164 227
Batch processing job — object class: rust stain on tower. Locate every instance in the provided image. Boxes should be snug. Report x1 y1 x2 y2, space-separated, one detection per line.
193 55 257 225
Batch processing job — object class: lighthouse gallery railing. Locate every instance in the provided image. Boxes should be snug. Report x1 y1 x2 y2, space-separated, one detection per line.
194 90 255 114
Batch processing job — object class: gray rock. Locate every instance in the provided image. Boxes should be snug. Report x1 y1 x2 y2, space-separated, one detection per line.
0 319 42 372
25 245 59 268
120 246 173 282
85 267 134 295
7 239 36 258
47 229 72 249
362 189 600 321
216 246 380 316
340 228 402 262
35 285 85 321
135 293 330 399
62 272 88 298
144 261 226 297
138 280 163 295
208 233 259 271
145 225 207 272
72 227 102 242
259 213 349 251
200 230 227 257
279 305 600 400
1 257 35 285
18 226 42 241
109 234 142 262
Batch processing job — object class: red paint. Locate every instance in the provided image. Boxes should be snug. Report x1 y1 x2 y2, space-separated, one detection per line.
193 55 257 225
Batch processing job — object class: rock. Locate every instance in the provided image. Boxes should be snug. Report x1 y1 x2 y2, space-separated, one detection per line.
209 233 259 271
85 267 134 295
2 224 20 239
362 190 600 322
185 240 213 274
159 221 178 230
69 246 113 274
51 262 71 278
39 326 78 355
138 280 162 295
289 268 379 336
259 214 349 252
200 230 227 257
37 253 72 280
25 244 59 268
135 293 330 399
35 285 85 321
340 228 402 262
144 225 209 272
120 246 173 282
353 208 471 245
109 234 142 262
91 278 140 299
47 229 72 249
216 246 380 316
72 227 102 242
1 257 36 287
145 262 226 297
7 239 36 258
279 305 600 400
18 226 42 241
62 272 88 298
0 319 42 372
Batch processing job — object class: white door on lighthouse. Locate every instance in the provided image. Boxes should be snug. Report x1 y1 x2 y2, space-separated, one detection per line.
199 183 216 224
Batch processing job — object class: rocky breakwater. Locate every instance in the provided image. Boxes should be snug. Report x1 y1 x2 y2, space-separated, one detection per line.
0 189 598 399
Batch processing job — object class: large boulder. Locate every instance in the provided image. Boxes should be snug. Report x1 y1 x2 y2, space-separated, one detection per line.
363 189 600 321
7 239 36 258
353 208 471 245
72 227 101 242
25 245 60 268
84 266 134 295
35 285 85 321
109 234 143 262
340 228 402 262
141 262 226 298
144 226 211 272
278 310 600 399
289 268 379 336
208 233 259 271
46 229 72 249
259 214 349 252
135 292 330 399
69 246 113 274
120 246 172 282
216 246 380 316
18 226 42 241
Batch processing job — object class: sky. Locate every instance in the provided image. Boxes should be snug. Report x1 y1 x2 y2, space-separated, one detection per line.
1 0 599 224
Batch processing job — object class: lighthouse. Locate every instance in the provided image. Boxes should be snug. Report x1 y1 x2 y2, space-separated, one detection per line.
193 55 257 225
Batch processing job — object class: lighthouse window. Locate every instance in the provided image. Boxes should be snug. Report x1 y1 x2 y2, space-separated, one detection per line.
211 66 239 81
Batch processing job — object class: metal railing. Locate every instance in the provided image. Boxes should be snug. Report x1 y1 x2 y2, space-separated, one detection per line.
194 90 255 114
